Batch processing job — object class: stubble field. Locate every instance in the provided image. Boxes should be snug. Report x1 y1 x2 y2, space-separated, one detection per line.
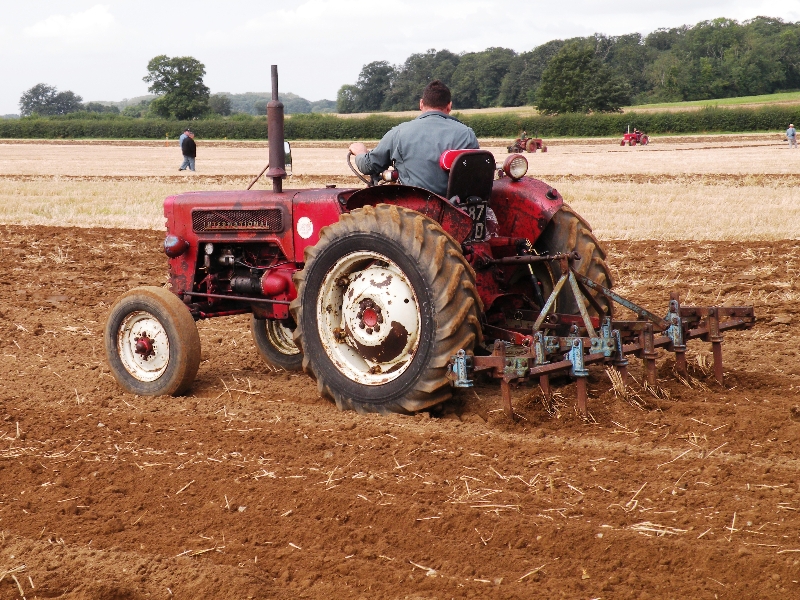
0 135 799 599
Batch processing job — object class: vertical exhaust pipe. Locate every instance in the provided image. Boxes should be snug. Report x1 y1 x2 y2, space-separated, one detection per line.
265 64 286 193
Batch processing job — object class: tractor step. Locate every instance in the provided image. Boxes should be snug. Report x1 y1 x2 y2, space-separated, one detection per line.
449 259 755 419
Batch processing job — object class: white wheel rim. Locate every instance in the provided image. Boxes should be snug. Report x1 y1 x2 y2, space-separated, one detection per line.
117 311 170 382
266 320 300 355
317 251 421 385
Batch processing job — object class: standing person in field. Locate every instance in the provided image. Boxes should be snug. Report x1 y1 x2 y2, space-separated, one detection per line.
348 80 479 197
179 128 190 146
787 124 797 149
179 130 196 171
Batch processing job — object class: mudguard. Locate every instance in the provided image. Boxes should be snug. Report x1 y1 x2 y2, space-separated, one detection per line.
489 176 563 243
346 185 475 244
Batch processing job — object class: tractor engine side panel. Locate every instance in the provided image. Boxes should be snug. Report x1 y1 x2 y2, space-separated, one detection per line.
490 177 563 243
164 190 296 296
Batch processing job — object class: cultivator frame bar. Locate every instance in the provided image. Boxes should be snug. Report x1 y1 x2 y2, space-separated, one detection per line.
449 253 755 418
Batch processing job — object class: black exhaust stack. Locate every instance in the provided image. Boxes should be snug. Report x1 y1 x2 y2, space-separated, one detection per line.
265 65 286 193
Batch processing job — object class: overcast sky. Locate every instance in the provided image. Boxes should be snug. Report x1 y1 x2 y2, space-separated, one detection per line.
2 1 799 114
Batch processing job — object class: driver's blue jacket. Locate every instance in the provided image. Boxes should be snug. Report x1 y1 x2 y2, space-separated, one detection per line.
354 110 479 197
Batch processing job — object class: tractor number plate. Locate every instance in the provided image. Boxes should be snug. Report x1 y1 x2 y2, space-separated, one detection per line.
464 200 488 241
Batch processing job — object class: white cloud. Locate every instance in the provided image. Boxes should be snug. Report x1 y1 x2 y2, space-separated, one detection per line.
24 4 115 40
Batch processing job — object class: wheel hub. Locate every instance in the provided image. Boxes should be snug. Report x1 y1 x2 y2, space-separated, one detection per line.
357 300 382 331
135 336 155 359
317 252 421 385
117 311 170 382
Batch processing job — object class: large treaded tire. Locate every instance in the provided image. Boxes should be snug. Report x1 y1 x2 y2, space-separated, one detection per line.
251 317 303 371
534 204 613 316
291 204 482 414
104 286 201 396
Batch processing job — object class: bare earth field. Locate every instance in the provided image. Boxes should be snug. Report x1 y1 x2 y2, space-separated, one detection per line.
1 137 800 599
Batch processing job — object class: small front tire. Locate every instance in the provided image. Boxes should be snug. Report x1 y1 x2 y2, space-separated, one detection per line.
104 286 201 396
251 317 303 371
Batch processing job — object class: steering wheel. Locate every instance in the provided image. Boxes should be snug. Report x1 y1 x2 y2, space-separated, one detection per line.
347 151 400 187
347 151 373 186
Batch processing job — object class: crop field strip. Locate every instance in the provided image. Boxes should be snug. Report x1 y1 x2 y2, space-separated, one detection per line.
2 136 800 240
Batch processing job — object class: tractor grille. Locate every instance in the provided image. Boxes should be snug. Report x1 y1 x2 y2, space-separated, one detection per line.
192 209 283 232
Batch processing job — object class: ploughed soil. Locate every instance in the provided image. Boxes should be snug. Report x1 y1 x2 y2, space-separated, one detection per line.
1 225 799 599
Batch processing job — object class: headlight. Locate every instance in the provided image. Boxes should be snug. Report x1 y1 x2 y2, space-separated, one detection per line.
503 154 528 180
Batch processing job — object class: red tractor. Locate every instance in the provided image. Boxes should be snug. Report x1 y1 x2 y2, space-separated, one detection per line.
621 126 649 146
105 67 753 416
507 135 547 153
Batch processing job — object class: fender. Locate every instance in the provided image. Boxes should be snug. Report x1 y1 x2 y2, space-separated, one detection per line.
490 176 564 243
346 185 474 244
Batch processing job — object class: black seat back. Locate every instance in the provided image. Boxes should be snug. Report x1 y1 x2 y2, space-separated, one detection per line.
445 150 495 203
444 150 495 240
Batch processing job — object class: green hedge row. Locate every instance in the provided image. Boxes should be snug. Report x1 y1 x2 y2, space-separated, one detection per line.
472 105 800 137
1 106 798 140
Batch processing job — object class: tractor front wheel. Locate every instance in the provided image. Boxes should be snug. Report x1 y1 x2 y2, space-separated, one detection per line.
534 204 613 316
291 204 482 414
104 286 201 396
251 317 303 371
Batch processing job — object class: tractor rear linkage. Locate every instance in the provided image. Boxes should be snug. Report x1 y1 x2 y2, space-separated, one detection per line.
448 253 755 419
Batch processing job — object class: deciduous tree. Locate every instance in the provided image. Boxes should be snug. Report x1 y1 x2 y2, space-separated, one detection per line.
536 42 630 114
19 84 84 116
209 94 232 116
144 55 210 119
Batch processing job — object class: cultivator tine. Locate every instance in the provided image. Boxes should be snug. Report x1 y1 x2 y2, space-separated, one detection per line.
706 308 724 384
539 375 552 403
612 328 629 388
576 377 588 414
640 322 658 386
501 379 514 420
490 340 515 419
568 338 589 414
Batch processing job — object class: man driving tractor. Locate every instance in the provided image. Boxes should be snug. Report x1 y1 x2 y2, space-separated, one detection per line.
348 80 479 197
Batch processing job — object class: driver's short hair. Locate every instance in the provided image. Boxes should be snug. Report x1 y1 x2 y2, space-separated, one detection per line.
422 80 451 110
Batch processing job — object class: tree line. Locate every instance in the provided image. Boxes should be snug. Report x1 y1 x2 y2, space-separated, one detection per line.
3 104 798 140
17 55 334 120
337 16 800 114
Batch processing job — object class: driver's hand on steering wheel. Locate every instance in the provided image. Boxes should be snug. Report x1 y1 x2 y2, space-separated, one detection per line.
349 142 368 156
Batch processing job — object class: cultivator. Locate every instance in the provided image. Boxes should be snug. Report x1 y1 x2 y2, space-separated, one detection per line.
449 252 756 418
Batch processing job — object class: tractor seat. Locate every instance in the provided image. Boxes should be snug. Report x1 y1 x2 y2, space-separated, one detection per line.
439 149 495 204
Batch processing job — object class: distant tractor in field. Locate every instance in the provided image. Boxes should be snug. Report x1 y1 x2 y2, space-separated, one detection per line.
621 126 649 146
507 131 547 153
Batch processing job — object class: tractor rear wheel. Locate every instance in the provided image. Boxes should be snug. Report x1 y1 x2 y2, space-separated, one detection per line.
104 286 201 396
641 135 649 145
291 204 482 414
251 317 303 371
534 204 612 316
525 139 537 153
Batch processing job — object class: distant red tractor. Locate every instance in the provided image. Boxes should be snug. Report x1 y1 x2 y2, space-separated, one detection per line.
507 134 547 153
621 126 649 146
104 66 753 417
